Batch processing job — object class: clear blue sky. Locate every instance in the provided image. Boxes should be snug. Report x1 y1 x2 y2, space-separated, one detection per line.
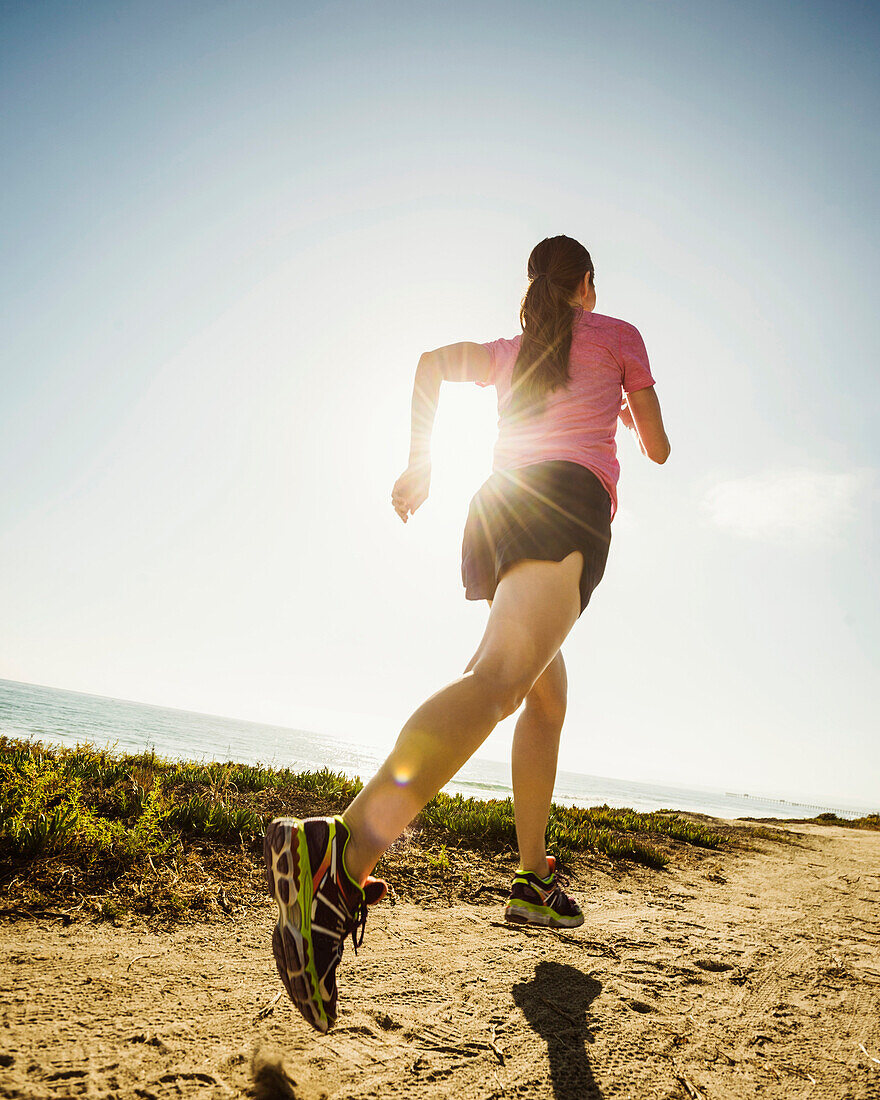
1 0 877 806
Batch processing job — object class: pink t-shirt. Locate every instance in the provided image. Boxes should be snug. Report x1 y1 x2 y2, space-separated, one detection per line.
478 308 655 517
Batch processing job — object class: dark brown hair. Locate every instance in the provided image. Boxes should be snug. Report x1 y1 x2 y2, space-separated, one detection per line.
506 235 593 420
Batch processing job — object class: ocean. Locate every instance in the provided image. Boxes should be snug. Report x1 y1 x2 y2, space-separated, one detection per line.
0 679 873 821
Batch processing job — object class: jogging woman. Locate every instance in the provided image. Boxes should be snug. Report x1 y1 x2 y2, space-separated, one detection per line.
264 234 670 1033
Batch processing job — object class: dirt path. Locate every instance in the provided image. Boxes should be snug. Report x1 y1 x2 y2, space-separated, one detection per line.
2 822 879 1100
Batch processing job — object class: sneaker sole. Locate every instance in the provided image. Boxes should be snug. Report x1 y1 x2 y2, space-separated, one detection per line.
504 903 584 929
264 818 330 1033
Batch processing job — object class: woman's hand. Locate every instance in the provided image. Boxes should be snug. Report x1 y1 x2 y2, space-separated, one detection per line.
391 461 431 523
618 397 635 431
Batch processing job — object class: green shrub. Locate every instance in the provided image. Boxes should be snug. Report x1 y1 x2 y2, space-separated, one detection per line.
415 792 691 868
0 737 725 883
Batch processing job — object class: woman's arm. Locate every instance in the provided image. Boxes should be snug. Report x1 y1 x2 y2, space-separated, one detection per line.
406 354 443 470
407 343 492 463
391 344 491 523
422 342 492 384
622 386 671 464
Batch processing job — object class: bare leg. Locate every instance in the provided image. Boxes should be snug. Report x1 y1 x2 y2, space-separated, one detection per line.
342 673 506 884
511 650 567 877
342 552 583 884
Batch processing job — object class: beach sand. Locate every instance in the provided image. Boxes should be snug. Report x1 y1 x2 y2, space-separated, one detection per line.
2 819 878 1100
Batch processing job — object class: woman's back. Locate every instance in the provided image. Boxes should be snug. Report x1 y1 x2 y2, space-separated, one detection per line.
479 309 655 515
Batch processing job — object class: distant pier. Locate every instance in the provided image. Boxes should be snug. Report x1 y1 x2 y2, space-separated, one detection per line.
724 793 875 819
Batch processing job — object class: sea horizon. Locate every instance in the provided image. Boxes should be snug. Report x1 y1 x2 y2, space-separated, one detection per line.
1 678 875 822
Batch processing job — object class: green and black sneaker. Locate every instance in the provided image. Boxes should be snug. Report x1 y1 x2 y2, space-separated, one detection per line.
504 856 584 928
264 815 388 1033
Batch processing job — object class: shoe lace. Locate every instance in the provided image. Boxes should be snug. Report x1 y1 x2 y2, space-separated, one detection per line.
324 899 368 977
548 867 580 907
317 871 372 960
350 900 368 953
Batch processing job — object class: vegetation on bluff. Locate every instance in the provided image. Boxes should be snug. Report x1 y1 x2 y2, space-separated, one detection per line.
1 737 734 923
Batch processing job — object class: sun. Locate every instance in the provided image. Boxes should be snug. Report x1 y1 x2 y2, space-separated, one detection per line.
427 383 498 512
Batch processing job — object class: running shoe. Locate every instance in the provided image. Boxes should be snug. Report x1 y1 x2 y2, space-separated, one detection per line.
264 815 387 1033
504 855 584 928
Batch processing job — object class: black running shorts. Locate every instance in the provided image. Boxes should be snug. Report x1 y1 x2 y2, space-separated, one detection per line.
460 460 612 617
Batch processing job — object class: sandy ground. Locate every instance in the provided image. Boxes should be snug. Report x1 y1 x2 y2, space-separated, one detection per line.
1 821 879 1100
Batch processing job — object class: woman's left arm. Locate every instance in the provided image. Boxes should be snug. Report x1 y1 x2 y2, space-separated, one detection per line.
625 386 671 464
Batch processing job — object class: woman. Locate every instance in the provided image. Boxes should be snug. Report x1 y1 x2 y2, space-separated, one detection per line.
264 235 670 1033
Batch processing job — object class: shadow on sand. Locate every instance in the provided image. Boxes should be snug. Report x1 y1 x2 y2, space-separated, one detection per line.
512 961 603 1100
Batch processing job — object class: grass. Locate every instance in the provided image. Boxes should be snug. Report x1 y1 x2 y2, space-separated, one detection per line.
418 794 725 868
783 812 880 831
0 737 728 923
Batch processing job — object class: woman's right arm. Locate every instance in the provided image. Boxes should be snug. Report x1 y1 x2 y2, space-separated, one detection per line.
391 343 492 523
623 386 670 464
406 343 492 461
422 342 492 384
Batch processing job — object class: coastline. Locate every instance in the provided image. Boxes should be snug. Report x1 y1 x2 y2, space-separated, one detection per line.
2 678 875 824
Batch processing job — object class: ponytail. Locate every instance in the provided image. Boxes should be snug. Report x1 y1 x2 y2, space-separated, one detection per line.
505 236 593 421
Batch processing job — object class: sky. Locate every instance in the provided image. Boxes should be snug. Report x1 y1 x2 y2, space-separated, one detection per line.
1 0 878 807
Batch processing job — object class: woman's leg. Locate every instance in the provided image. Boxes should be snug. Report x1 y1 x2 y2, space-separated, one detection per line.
342 551 583 884
511 650 567 877
472 601 567 879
